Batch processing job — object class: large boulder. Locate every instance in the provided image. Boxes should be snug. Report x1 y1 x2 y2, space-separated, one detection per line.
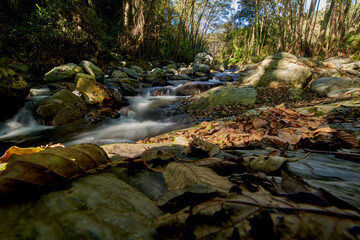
79 60 104 77
143 68 166 82
44 63 84 82
311 77 360 97
36 89 87 126
0 67 30 121
256 52 312 88
188 86 257 110
76 78 114 106
194 52 216 67
193 64 210 74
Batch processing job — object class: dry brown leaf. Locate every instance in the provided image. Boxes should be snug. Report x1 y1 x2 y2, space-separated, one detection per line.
278 129 302 146
335 131 360 148
252 118 268 129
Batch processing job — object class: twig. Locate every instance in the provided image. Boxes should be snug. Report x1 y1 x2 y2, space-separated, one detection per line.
342 88 360 96
304 148 360 160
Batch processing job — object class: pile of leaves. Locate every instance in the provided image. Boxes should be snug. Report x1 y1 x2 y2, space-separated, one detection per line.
139 107 360 150
0 136 359 238
125 137 360 239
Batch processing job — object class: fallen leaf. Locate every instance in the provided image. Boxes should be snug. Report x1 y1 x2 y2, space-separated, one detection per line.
155 192 360 240
335 131 360 148
0 144 110 195
163 162 233 193
186 136 220 157
243 155 286 173
0 146 45 163
252 118 268 129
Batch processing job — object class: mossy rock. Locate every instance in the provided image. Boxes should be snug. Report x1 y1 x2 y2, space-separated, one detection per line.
36 89 87 126
0 67 30 120
80 60 104 77
44 63 84 82
74 73 95 82
76 78 113 106
189 86 257 110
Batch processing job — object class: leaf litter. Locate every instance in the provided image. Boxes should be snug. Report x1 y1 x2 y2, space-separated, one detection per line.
0 104 359 239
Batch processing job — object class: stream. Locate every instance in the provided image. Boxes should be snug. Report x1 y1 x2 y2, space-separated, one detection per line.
0 72 234 153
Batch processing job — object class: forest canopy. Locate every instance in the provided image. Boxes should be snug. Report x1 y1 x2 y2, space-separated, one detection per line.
0 0 359 71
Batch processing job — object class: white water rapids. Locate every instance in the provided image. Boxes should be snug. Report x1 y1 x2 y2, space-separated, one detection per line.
0 87 182 148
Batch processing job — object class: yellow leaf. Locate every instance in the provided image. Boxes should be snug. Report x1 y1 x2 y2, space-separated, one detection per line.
0 146 45 163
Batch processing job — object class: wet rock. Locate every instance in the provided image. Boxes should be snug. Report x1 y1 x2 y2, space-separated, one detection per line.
0 171 163 240
151 79 169 87
220 75 234 82
80 60 104 77
44 63 84 82
111 70 128 79
120 83 138 96
152 87 175 96
36 89 87 126
123 67 140 79
178 67 193 75
175 82 222 96
169 74 191 80
189 86 257 110
0 67 30 121
193 76 210 81
104 83 129 106
104 78 140 88
220 60 228 71
311 77 360 97
143 68 166 82
194 52 216 67
195 72 208 77
76 78 114 106
193 64 210 74
131 65 144 74
74 73 95 82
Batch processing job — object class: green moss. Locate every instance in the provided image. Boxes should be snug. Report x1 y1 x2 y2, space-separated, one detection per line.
306 107 318 113
315 111 325 116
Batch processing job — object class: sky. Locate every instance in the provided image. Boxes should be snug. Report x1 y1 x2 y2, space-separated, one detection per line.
305 0 327 11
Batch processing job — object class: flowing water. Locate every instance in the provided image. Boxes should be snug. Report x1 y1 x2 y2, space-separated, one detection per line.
0 72 235 153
